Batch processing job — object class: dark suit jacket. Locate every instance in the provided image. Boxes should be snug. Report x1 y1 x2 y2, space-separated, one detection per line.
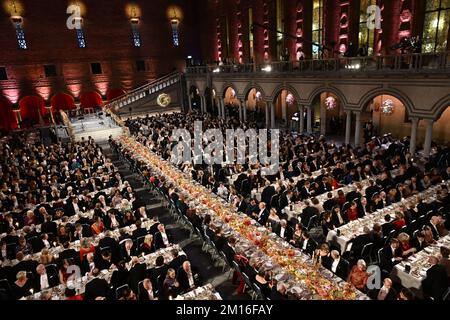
84 277 110 300
331 258 350 280
177 266 201 293
154 231 173 250
274 225 293 241
257 209 269 226
168 255 187 272
422 264 449 300
128 263 147 294
379 246 401 272
41 221 57 235
222 243 236 265
261 186 276 205
132 228 148 241
34 270 59 292
299 238 317 256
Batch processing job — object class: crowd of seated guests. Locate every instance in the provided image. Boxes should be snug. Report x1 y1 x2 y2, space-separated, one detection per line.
117 110 450 300
0 131 205 300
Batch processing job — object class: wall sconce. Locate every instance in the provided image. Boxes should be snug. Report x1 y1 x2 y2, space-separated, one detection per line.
167 6 183 46
130 6 141 47
9 0 27 49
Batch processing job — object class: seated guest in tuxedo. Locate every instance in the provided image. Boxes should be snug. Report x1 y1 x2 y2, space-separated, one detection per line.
300 200 319 228
128 256 148 294
331 205 346 228
177 261 200 293
154 224 173 250
221 236 236 265
34 264 59 293
299 232 317 256
329 250 350 280
120 239 137 262
270 281 289 300
321 211 335 235
168 249 187 272
245 199 259 217
134 206 149 221
381 214 395 236
370 278 397 300
411 231 428 252
275 219 293 242
439 246 450 280
41 215 57 236
253 202 269 226
428 215 443 240
350 226 372 259
139 278 158 300
150 255 168 292
97 250 114 271
132 219 148 241
347 259 369 292
379 238 403 272
422 255 449 300
161 268 180 300
109 260 129 291
84 268 110 300
323 192 337 212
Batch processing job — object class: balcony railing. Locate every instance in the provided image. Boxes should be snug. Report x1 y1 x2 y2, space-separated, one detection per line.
186 52 450 75
104 71 181 111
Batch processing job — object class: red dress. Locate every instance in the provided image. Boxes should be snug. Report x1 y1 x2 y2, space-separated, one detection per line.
392 219 406 230
347 207 358 221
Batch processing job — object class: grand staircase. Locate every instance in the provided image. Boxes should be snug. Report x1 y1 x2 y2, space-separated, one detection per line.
104 71 184 117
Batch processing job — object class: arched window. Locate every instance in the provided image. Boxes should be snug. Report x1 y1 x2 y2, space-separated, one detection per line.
422 0 450 53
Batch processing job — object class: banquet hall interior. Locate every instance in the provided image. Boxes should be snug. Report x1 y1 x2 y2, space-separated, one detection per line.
0 0 450 302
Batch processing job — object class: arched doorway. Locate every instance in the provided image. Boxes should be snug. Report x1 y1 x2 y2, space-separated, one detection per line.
223 86 240 119
189 85 201 111
245 88 266 123
362 94 410 143
204 87 214 114
273 89 299 128
434 106 450 145
311 92 344 136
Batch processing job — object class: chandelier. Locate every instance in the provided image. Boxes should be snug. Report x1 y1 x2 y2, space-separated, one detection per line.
381 99 394 115
286 93 295 105
325 96 337 110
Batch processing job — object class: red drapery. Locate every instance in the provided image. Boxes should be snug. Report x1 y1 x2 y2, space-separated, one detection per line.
19 96 48 127
51 93 75 112
0 96 18 130
106 88 126 101
80 91 103 109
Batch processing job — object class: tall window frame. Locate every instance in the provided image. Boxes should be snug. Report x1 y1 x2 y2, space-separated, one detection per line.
312 0 324 59
422 0 450 53
358 0 376 56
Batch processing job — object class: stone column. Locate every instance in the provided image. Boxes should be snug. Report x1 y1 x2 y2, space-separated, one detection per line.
299 105 304 133
243 101 247 122
423 119 434 158
409 117 419 155
306 107 312 133
354 111 361 147
270 101 276 129
265 102 270 128
238 100 243 122
345 111 352 145
187 94 192 112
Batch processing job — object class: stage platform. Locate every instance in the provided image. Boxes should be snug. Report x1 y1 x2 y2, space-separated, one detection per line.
70 113 123 142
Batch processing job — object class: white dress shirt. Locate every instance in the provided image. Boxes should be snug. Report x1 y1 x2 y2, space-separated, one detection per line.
280 227 285 238
161 232 169 246
187 272 195 288
302 239 309 250
331 258 340 273
40 273 49 290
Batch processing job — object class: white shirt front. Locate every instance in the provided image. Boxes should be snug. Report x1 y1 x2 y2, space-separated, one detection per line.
73 203 80 215
40 273 49 290
280 227 285 238
187 272 195 288
161 232 169 246
43 239 51 249
331 258 340 273
302 239 308 250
